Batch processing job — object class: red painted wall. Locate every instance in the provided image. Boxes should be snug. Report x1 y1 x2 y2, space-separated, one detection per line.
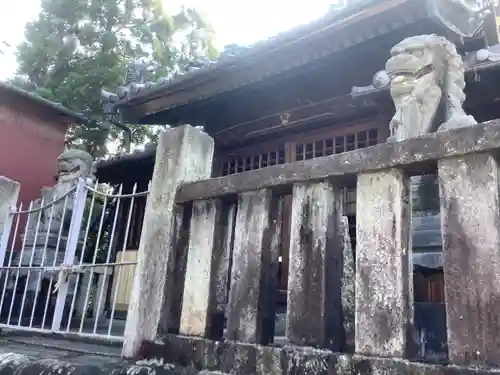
0 99 69 209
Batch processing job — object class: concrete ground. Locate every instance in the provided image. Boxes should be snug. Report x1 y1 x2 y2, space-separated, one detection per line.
0 334 225 374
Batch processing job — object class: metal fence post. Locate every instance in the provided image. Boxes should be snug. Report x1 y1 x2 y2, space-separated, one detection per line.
0 177 20 266
51 178 88 331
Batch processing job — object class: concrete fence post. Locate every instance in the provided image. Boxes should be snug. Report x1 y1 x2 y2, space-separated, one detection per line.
0 176 20 265
355 168 413 357
122 125 214 358
286 181 344 349
438 153 500 366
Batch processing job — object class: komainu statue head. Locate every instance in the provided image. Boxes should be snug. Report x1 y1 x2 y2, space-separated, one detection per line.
56 149 95 183
385 34 476 142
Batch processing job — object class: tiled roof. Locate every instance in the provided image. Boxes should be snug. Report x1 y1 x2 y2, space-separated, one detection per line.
102 0 379 109
97 45 500 174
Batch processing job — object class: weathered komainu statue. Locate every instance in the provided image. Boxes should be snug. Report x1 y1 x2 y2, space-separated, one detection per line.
385 34 477 142
26 149 95 239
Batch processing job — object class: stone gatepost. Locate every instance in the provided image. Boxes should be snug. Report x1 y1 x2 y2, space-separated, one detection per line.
122 125 214 358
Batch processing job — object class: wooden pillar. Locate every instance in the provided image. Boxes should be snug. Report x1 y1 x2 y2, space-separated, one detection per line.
286 182 343 349
355 169 413 357
122 125 214 358
438 153 500 366
226 189 280 344
0 177 20 264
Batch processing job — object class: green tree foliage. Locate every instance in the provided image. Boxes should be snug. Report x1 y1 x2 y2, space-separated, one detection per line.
13 0 218 157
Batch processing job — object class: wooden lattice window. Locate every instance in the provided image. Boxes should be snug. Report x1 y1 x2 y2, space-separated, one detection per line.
295 128 378 161
220 148 286 176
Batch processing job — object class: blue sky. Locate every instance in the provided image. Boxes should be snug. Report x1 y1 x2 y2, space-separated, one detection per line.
0 0 337 79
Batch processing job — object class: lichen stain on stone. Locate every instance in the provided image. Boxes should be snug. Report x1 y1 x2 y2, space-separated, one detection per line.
124 357 177 375
126 364 156 375
288 347 330 375
0 352 27 366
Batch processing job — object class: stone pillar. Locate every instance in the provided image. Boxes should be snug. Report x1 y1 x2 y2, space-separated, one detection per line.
92 270 111 326
179 199 222 337
165 205 189 334
286 182 343 349
355 169 413 357
226 189 280 344
75 271 92 320
211 203 236 339
340 216 355 352
122 125 214 358
0 177 20 263
438 153 500 366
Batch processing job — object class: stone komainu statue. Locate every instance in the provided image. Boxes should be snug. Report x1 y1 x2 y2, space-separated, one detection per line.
385 34 477 142
28 149 95 235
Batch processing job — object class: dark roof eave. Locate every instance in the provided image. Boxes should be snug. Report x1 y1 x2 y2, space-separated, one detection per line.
97 58 500 175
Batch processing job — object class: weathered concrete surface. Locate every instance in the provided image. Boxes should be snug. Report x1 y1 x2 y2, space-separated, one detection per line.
0 337 226 375
286 182 343 350
211 203 237 340
180 199 222 337
0 176 20 257
438 152 500 366
143 334 500 375
226 189 278 344
123 125 214 358
355 168 413 357
340 216 355 352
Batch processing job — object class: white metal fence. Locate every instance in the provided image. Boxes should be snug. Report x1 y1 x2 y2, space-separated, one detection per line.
0 178 149 341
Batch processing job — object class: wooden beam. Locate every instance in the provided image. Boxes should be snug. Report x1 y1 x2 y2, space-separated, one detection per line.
213 94 381 145
176 120 500 203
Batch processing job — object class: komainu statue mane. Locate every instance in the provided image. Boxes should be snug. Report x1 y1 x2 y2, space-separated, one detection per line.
385 34 477 142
